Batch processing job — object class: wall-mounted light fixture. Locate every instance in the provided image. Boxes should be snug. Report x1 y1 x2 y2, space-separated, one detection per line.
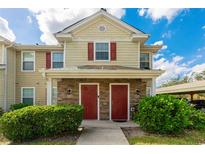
136 89 140 96
67 87 72 96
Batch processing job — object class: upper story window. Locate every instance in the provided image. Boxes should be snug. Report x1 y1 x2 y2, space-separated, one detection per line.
140 53 150 69
95 42 109 61
52 52 64 68
21 87 35 105
21 51 35 72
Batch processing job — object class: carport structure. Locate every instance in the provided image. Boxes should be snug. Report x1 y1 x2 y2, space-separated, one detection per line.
156 80 205 101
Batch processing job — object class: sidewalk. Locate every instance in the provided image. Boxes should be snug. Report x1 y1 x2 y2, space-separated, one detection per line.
76 120 138 145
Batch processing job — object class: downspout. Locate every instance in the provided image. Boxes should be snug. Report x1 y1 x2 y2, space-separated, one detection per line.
3 43 14 111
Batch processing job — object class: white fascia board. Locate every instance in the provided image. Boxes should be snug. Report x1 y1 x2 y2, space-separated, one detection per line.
132 34 149 42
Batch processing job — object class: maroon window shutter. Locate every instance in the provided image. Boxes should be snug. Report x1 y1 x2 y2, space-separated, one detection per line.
88 42 94 60
46 52 51 69
110 42 117 60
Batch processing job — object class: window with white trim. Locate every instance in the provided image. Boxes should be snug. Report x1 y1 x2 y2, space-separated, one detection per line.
52 52 64 68
22 52 35 71
95 42 109 60
140 53 150 69
22 88 34 105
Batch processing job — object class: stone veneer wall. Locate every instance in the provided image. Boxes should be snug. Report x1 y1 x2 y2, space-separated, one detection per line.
57 79 146 120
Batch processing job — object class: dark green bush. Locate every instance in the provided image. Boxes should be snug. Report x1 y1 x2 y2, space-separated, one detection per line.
137 95 192 134
10 103 31 111
0 104 83 142
189 108 205 130
0 107 4 117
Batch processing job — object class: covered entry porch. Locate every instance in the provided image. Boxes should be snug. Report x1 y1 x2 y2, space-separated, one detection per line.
41 66 162 120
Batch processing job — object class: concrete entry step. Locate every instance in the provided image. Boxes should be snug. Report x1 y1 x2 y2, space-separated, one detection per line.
77 120 138 145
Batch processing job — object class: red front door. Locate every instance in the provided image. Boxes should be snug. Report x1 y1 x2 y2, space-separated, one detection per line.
111 85 128 121
81 84 98 119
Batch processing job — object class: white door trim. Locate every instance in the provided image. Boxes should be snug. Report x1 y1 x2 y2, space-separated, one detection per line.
109 83 130 121
79 83 100 120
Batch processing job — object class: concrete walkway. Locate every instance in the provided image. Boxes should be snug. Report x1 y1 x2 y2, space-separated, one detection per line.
77 120 138 145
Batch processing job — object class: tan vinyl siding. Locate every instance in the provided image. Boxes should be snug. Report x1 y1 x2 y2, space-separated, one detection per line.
6 48 16 109
65 41 140 68
0 70 4 109
16 50 47 105
64 16 140 68
72 17 131 40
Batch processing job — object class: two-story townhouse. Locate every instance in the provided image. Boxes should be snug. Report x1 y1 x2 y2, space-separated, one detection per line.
0 9 164 121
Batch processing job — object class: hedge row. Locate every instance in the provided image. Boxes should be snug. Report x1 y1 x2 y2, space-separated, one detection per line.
0 104 83 142
135 95 205 134
10 103 31 111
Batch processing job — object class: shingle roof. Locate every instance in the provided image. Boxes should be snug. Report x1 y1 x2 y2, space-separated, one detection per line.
55 16 88 34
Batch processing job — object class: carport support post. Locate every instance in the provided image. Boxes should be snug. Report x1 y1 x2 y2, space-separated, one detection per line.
151 77 156 96
190 93 194 101
47 78 52 105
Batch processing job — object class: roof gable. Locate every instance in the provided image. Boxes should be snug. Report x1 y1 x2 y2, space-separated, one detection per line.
71 15 133 39
55 9 146 35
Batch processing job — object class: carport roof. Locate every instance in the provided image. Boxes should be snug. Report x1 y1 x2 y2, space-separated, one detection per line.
156 80 205 94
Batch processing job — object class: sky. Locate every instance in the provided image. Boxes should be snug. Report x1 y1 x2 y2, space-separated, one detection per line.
0 8 204 86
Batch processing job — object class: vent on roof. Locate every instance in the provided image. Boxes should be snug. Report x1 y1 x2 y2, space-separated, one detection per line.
101 8 107 12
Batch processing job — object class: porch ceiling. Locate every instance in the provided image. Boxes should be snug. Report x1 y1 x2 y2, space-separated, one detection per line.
39 66 164 79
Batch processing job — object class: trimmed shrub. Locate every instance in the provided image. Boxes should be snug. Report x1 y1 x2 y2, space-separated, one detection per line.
137 95 192 134
0 107 4 117
0 104 83 142
10 103 31 111
189 108 205 130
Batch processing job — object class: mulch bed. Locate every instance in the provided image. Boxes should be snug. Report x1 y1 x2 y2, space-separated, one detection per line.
12 131 82 145
6 129 84 145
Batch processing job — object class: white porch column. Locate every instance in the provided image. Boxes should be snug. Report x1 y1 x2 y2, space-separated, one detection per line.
151 77 156 96
47 78 52 105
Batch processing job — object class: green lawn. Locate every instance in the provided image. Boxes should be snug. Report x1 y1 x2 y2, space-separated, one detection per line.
128 130 205 145
0 132 80 145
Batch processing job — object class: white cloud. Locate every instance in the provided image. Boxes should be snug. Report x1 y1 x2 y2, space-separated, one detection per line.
138 8 146 16
173 55 183 63
107 8 125 19
153 40 163 46
29 8 125 45
191 63 205 73
162 30 172 39
27 16 32 24
154 53 164 59
138 8 184 23
196 54 202 58
197 46 205 52
162 45 168 50
155 52 205 86
202 25 205 29
154 55 189 86
187 59 196 65
0 17 15 42
153 40 168 50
